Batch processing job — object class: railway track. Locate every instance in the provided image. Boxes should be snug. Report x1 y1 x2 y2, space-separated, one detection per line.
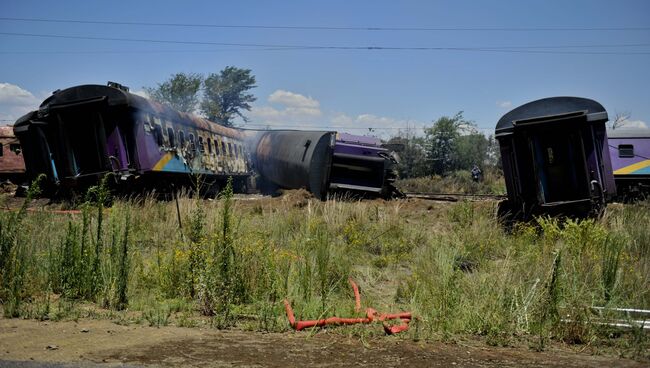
403 192 507 202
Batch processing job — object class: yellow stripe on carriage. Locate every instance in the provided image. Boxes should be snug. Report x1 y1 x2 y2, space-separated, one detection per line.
152 152 174 171
614 159 650 175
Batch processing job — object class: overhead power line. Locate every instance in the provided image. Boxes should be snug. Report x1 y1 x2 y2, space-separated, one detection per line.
1 32 649 55
1 17 649 32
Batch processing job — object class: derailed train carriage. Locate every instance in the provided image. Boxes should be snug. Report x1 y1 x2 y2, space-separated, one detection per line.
14 83 249 195
606 128 650 200
13 83 400 198
495 97 616 221
252 130 399 199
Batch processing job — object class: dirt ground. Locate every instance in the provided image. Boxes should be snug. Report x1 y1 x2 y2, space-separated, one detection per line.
0 318 646 368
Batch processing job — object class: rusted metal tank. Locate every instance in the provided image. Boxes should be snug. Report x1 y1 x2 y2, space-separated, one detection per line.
254 130 335 199
0 125 26 183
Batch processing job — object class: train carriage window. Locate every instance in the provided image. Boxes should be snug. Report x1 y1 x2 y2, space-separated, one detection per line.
228 143 233 156
189 133 196 152
0 143 3 156
167 127 176 148
178 131 185 149
207 138 213 154
221 140 227 155
215 138 221 156
618 144 634 158
198 136 205 153
234 144 239 158
10 144 20 154
152 124 164 146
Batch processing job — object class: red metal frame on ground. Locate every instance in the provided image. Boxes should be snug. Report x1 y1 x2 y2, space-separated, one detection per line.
284 278 414 335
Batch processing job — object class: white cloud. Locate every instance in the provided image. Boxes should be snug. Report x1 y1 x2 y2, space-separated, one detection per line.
329 112 425 137
268 89 319 109
249 89 423 138
497 101 512 108
250 89 323 128
0 82 39 105
0 82 42 124
616 119 648 129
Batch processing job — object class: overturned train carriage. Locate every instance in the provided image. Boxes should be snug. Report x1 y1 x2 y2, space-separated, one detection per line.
250 131 399 199
13 84 249 194
495 97 615 221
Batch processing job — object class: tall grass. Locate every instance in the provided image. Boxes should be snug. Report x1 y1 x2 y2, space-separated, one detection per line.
0 184 648 358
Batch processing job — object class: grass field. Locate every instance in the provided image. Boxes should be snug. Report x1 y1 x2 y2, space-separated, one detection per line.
0 178 648 360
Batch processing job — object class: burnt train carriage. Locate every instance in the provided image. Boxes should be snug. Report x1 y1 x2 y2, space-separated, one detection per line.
495 97 615 221
13 83 249 193
607 128 650 199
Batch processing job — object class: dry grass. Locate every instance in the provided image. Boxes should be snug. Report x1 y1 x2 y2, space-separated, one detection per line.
0 183 648 359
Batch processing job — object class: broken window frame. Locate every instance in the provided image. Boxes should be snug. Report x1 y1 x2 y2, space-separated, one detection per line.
178 130 185 149
149 116 164 147
188 133 196 152
167 127 176 148
10 144 21 154
198 136 205 153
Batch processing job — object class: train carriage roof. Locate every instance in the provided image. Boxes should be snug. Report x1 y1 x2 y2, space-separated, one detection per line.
15 84 244 140
495 96 608 136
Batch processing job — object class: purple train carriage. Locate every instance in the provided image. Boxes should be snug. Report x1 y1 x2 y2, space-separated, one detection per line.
13 82 249 195
330 133 399 197
495 97 616 221
607 128 650 200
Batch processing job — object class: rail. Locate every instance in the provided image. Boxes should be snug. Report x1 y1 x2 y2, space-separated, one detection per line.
403 192 507 202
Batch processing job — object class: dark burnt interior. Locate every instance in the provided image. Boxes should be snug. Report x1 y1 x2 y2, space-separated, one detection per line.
330 153 386 191
514 117 591 206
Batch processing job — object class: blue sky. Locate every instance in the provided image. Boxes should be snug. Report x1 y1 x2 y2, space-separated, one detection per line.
0 0 648 137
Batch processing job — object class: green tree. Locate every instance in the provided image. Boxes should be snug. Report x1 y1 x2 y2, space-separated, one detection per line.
201 66 257 127
424 112 468 175
386 135 429 179
454 132 490 170
145 73 203 113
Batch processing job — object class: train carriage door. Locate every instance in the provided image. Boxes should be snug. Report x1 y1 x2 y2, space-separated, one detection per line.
106 124 129 171
529 126 590 203
53 104 110 178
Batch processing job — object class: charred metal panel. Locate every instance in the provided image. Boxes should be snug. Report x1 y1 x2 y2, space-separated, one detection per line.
255 130 334 199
